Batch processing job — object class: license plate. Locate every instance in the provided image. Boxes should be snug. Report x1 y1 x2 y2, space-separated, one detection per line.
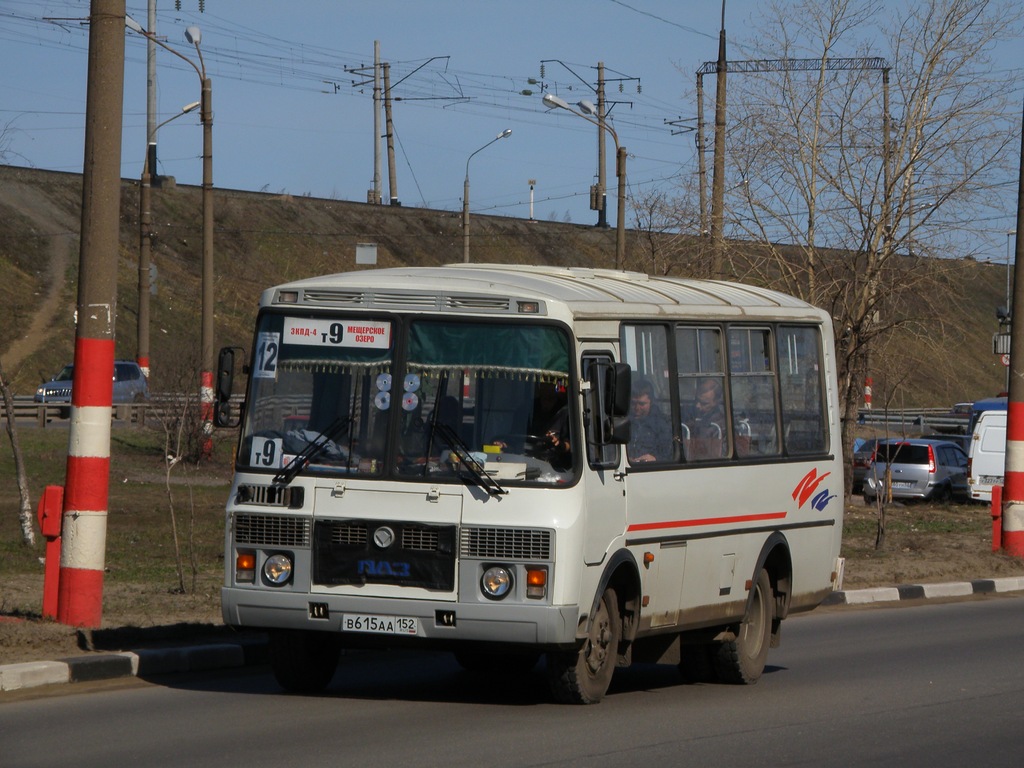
341 613 418 635
891 481 913 489
980 477 1001 485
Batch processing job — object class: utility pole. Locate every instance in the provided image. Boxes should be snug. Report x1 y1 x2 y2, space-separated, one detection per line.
372 40 382 205
596 62 608 228
145 0 156 181
710 0 728 280
383 62 399 205
1000 95 1024 558
696 72 708 238
540 59 638 232
58 0 126 628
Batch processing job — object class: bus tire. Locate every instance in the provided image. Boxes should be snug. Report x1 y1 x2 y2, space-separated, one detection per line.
546 587 620 704
269 629 341 693
713 569 773 685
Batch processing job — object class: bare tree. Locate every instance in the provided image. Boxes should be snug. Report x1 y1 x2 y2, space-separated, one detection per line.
0 358 35 546
629 186 704 277
722 0 1021 496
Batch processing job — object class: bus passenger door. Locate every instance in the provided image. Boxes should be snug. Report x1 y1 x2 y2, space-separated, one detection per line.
581 351 628 565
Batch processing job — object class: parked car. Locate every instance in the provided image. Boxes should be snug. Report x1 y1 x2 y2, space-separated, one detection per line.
863 437 969 503
851 437 882 494
943 402 973 434
921 433 971 452
34 360 150 411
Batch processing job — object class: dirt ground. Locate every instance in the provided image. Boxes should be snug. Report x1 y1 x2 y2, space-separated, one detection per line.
3 498 1024 667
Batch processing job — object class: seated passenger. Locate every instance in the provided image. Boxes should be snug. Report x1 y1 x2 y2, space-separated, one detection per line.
688 378 726 459
627 377 672 464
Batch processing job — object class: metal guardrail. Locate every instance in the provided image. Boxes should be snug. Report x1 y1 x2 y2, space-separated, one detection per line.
856 408 969 434
8 397 968 434
5 394 244 428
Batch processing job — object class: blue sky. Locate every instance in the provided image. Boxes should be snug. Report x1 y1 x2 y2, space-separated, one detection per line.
1 1 1021 261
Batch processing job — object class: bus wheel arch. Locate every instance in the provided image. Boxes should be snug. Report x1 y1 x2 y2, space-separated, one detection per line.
546 550 639 704
755 532 793 646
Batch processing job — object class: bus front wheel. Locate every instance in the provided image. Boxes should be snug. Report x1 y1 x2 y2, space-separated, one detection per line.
269 629 341 693
713 570 773 684
546 587 620 704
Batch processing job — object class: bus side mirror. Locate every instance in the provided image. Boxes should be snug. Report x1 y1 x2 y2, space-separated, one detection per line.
604 363 631 444
214 346 245 428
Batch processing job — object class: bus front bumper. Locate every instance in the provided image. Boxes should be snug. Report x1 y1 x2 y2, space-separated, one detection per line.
221 587 581 647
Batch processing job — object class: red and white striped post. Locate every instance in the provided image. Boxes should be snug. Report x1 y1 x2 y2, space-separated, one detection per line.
58 338 115 625
864 375 873 410
1001 106 1024 558
56 0 125 626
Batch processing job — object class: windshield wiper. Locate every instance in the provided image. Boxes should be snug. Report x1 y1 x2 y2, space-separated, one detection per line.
430 422 507 497
274 416 350 486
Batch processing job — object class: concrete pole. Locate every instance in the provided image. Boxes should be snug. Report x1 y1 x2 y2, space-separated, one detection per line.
696 72 708 238
199 73 214 457
710 1 728 279
384 62 399 205
463 173 471 263
616 145 626 270
596 62 608 229
145 0 156 178
1000 95 1024 557
138 159 152 379
372 40 382 205
58 0 126 628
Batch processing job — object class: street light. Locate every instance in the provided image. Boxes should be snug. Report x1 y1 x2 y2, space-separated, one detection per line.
138 101 200 380
543 93 627 269
126 15 215 455
463 128 512 263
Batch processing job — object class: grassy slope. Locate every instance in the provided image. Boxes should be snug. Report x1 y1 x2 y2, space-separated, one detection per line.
0 164 1008 404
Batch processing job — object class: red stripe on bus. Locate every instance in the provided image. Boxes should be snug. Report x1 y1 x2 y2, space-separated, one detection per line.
71 336 116 407
64 456 111 511
1007 402 1024 442
627 511 787 532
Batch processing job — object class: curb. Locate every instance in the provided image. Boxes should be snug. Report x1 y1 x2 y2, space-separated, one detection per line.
5 578 1024 693
821 576 1024 606
1 636 268 693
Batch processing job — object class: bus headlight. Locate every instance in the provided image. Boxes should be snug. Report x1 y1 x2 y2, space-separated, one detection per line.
263 553 293 586
481 566 513 599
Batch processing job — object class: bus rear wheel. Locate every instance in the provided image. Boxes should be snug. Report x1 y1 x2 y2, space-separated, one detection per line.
546 587 620 704
269 629 341 693
713 570 773 684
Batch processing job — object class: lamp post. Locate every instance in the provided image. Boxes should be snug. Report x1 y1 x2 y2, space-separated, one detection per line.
183 25 216 456
138 101 200 380
463 128 512 263
126 15 214 454
543 93 626 269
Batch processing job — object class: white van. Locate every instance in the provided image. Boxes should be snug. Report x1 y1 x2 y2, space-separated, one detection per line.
968 409 1006 503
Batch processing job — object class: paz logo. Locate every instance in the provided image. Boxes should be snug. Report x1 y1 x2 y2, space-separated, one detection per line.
793 468 836 512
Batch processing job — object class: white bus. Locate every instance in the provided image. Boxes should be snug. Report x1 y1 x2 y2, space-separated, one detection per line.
216 265 844 704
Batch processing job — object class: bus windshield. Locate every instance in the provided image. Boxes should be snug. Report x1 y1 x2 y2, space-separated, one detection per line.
238 312 576 485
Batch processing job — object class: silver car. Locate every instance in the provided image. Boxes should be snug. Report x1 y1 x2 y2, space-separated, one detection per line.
34 360 150 412
864 438 969 503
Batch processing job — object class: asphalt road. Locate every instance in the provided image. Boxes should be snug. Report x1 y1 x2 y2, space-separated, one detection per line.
3 596 1023 767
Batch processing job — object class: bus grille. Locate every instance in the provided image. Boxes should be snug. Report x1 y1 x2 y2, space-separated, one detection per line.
314 520 455 590
326 521 368 546
460 527 552 560
236 484 301 508
234 513 310 547
402 526 440 551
